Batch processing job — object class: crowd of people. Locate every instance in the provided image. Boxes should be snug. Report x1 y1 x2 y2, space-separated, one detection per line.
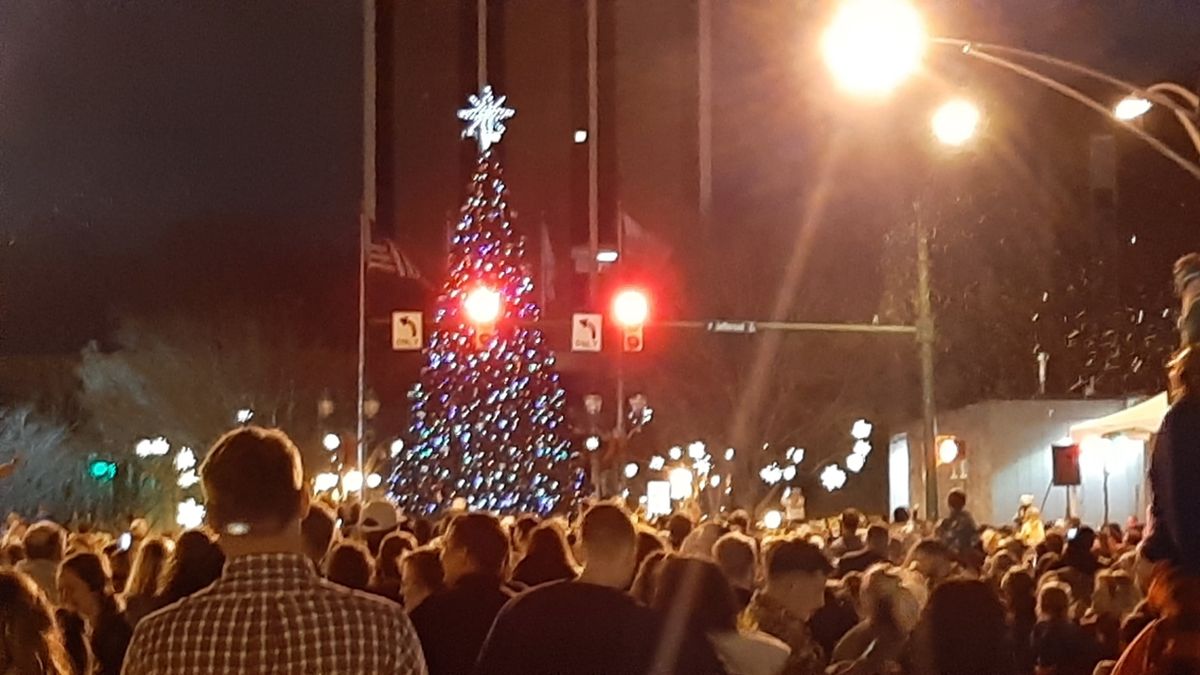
1 422 1199 675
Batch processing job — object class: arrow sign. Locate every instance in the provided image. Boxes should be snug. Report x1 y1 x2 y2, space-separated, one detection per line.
572 313 603 352
391 311 423 351
707 320 758 334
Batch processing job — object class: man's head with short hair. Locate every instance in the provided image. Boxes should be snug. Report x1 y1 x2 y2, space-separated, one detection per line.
323 539 374 592
441 513 508 584
579 503 637 588
512 515 538 551
1037 581 1072 620
713 532 757 590
665 513 694 550
401 546 444 611
947 488 968 512
300 502 336 565
840 509 862 536
892 507 910 524
866 524 890 553
908 538 954 582
22 522 65 562
762 537 832 620
201 427 307 537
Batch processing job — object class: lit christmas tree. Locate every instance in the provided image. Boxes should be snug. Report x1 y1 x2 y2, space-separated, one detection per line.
389 87 581 516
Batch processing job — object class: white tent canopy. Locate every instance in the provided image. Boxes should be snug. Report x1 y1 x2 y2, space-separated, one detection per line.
1070 392 1169 441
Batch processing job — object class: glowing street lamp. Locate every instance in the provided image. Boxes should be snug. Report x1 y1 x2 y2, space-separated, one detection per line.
322 433 341 452
822 0 925 97
1114 96 1153 122
342 470 364 493
932 99 982 147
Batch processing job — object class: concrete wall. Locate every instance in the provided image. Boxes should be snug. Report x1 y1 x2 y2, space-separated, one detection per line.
892 399 1141 526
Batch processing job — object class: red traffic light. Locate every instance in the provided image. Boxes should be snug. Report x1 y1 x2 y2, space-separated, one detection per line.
612 289 649 327
463 286 503 325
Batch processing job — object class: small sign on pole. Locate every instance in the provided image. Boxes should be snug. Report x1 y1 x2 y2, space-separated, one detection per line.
572 313 603 352
707 320 757 334
391 311 423 351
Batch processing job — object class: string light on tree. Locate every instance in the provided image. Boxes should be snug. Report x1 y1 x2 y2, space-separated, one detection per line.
390 86 579 516
135 437 170 458
821 464 848 491
846 453 866 473
173 448 196 473
176 498 206 529
851 419 873 441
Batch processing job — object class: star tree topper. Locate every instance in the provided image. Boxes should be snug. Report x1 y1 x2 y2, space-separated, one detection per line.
458 85 516 152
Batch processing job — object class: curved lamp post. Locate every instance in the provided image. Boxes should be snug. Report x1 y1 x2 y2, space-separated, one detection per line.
823 0 1200 180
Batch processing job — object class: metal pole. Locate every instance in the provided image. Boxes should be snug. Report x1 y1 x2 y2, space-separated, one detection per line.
697 0 713 227
915 200 939 521
586 0 600 305
477 0 487 89
357 0 376 500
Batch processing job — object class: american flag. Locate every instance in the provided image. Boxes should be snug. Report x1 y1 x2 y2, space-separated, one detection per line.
367 238 423 281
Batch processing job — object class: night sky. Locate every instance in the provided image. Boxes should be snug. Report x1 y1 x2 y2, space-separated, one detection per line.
2 0 1198 363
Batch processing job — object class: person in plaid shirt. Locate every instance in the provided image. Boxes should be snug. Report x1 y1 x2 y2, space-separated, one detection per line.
121 426 426 675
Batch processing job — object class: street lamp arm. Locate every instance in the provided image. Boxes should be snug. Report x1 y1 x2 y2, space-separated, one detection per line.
933 38 1196 117
938 41 1200 181
1147 82 1200 111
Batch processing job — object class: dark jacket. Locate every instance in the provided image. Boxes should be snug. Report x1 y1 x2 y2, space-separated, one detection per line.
90 604 133 675
1145 396 1200 572
410 573 513 675
1031 618 1099 675
835 548 888 578
511 555 576 588
475 580 726 675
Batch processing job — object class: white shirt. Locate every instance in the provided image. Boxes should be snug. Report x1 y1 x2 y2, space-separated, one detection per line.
711 629 791 675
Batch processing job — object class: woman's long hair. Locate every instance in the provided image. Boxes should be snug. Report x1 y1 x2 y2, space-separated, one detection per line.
913 578 1015 675
1168 346 1200 404
123 537 168 600
0 570 74 674
514 522 577 585
60 551 121 617
157 530 225 607
651 555 740 636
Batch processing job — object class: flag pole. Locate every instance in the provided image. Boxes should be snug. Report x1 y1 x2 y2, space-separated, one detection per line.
358 0 377 501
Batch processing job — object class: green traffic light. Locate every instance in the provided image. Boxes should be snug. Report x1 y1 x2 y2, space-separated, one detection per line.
88 459 117 482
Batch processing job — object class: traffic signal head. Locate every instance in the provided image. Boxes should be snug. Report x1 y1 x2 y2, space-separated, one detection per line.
463 286 503 325
612 289 649 327
88 458 118 482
